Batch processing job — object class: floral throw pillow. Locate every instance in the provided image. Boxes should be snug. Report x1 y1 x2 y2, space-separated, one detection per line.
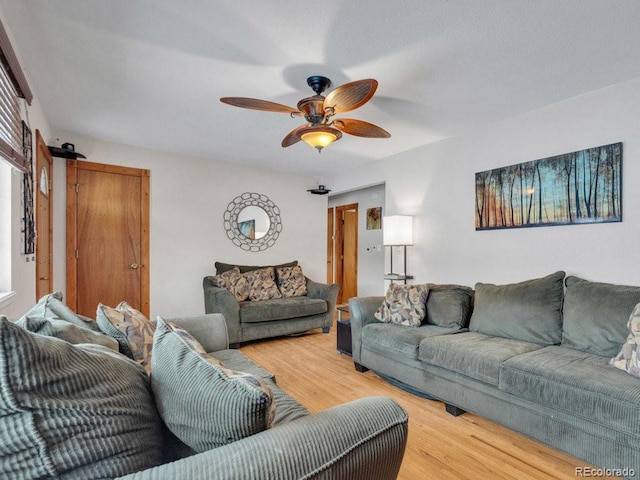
610 302 640 378
374 283 429 327
211 266 250 301
243 267 282 301
276 265 307 298
96 301 156 373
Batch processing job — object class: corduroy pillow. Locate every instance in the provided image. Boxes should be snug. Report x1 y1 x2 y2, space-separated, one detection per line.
21 291 101 331
469 271 565 345
15 315 119 351
0 318 162 479
151 317 275 452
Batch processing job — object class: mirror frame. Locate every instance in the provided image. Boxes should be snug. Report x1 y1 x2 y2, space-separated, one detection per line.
223 192 282 251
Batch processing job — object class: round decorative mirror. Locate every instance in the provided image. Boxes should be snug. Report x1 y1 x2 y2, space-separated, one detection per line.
223 193 282 251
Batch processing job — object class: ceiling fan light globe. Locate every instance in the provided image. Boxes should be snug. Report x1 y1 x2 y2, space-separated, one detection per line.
299 126 342 152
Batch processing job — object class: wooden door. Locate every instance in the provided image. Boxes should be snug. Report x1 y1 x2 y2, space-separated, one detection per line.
335 203 358 304
66 160 150 317
327 207 334 283
35 131 53 299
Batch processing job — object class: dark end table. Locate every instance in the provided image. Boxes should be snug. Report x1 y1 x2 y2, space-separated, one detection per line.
336 304 352 356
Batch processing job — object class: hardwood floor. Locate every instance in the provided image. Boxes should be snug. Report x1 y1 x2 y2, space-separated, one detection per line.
241 326 617 480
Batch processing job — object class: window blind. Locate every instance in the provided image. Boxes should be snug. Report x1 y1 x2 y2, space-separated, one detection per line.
0 19 32 173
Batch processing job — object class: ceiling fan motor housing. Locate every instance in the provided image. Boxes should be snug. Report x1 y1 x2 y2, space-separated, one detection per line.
306 75 331 95
297 95 329 125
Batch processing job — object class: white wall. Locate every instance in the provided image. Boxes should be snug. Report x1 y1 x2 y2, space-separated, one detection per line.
47 133 327 319
329 183 386 296
0 6 53 319
326 76 640 290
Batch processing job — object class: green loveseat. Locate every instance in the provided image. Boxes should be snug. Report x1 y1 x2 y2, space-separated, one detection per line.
349 272 640 479
204 261 339 346
0 297 408 479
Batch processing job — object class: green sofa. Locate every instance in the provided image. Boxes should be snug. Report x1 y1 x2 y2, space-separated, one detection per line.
204 261 340 346
349 272 640 479
1 301 408 479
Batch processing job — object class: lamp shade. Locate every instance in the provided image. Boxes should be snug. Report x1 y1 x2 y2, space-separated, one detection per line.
383 215 413 246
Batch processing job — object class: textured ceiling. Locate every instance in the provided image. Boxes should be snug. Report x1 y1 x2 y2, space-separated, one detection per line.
2 0 640 179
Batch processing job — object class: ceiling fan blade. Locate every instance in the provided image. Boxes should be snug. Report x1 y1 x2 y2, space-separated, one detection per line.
323 79 378 114
281 125 307 147
220 97 301 115
333 118 390 138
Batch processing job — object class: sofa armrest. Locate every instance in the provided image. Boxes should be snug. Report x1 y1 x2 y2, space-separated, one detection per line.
307 277 340 328
161 313 229 353
203 277 241 344
117 396 408 480
348 296 384 364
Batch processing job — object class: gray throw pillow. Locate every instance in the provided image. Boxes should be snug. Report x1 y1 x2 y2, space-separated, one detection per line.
15 315 119 351
21 291 101 331
425 284 474 328
151 317 275 453
469 271 565 345
562 276 640 357
0 318 162 479
215 260 298 275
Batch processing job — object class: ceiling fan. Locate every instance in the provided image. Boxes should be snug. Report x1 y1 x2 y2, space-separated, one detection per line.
220 76 390 152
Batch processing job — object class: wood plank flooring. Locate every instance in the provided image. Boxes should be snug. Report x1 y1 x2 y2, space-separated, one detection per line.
241 325 618 480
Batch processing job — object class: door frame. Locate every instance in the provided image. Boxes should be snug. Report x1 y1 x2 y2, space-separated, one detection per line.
327 207 334 283
335 203 358 304
35 130 53 299
66 160 150 316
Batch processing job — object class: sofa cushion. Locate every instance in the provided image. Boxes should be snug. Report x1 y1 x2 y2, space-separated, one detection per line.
0 318 162 479
469 271 565 345
562 276 640 357
362 322 461 361
374 283 429 327
610 303 640 377
210 266 250 301
239 297 327 323
151 317 275 453
243 267 282 301
96 301 156 372
215 260 298 275
211 349 277 381
418 331 542 386
500 345 640 434
21 291 100 331
276 265 308 298
425 283 474 328
15 315 118 351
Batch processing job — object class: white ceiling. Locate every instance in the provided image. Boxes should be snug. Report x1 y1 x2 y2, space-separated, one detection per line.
3 0 640 179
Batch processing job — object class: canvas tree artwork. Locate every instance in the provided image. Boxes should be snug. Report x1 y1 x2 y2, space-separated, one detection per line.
475 142 622 230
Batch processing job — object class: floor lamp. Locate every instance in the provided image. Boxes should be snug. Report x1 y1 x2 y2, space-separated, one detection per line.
383 215 414 284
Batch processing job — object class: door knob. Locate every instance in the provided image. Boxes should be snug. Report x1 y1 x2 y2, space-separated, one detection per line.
130 263 139 269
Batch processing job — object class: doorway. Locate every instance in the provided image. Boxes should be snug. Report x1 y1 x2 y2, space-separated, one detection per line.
35 130 53 299
66 160 150 317
334 203 358 304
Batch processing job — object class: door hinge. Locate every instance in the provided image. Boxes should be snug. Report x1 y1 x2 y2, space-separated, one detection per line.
75 183 79 193
75 249 79 259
